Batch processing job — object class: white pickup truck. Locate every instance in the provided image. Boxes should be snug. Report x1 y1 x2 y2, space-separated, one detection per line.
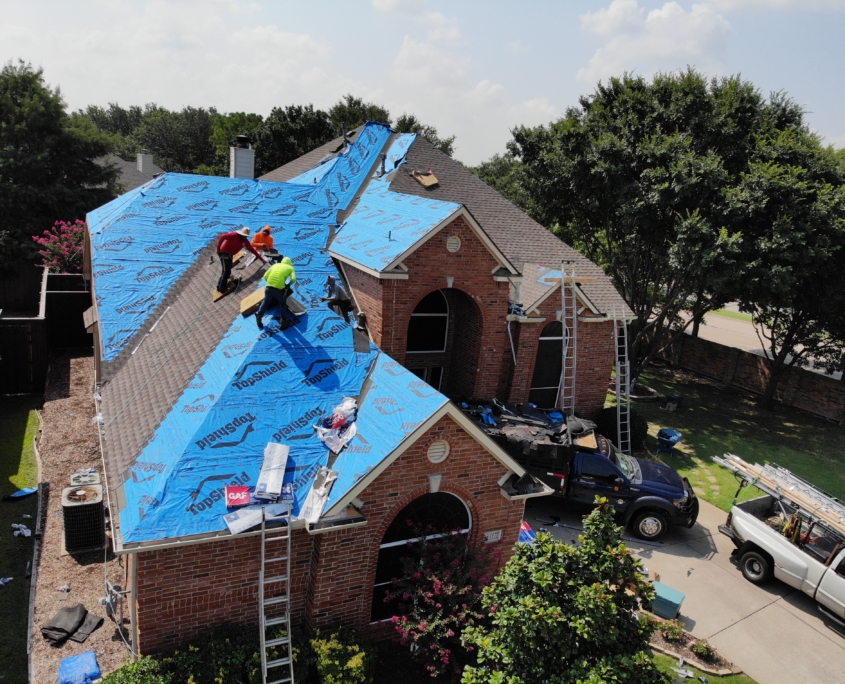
715 454 845 625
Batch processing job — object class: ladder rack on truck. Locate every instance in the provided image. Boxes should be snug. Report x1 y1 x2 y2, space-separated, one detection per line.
714 453 845 537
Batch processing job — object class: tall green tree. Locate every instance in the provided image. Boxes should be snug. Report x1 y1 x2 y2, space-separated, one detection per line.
462 499 667 684
395 113 456 157
470 152 532 213
730 129 845 408
328 93 391 132
0 61 119 271
201 111 265 175
253 104 335 176
511 69 802 383
134 106 218 173
78 102 160 160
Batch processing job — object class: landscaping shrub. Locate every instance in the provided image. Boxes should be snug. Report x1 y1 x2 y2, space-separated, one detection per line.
384 522 497 678
101 657 170 684
690 639 715 661
310 627 374 684
32 219 86 273
660 620 685 643
596 406 649 451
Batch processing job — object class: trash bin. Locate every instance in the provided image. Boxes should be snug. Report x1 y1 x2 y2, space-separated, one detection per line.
651 581 685 619
657 429 683 456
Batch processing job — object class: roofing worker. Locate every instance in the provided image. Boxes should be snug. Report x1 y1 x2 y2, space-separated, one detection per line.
216 226 266 293
321 274 353 324
256 256 298 330
251 226 274 252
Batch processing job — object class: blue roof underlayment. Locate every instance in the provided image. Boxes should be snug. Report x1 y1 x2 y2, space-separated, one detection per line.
88 126 467 545
88 122 392 362
331 173 461 273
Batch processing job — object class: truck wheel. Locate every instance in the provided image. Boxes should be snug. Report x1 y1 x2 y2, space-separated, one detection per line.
740 551 773 584
631 511 667 541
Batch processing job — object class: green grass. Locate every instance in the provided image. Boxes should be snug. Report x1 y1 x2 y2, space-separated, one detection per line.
711 308 753 322
0 395 41 684
651 651 757 683
625 367 845 512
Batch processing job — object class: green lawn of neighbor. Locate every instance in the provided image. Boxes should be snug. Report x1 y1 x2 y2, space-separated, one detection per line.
651 651 757 683
0 395 41 684
626 366 845 512
711 308 753 322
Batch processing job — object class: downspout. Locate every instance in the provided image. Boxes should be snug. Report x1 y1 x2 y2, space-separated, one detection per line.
507 320 517 365
130 552 139 654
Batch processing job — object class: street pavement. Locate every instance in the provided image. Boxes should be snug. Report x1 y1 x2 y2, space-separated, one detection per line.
523 497 845 684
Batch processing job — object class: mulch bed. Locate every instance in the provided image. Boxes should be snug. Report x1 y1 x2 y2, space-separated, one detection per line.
650 628 736 673
30 351 131 684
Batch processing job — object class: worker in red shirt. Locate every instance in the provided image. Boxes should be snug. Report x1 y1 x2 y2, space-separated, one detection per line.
216 227 266 293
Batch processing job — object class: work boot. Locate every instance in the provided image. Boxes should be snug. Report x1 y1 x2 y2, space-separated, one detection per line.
255 313 263 329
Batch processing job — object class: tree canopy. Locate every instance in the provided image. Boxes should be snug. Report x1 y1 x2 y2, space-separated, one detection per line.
462 499 667 684
395 113 456 157
0 61 119 271
509 69 819 384
253 104 335 177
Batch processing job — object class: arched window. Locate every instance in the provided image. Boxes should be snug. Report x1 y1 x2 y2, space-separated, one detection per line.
371 492 471 622
406 290 449 353
528 320 568 408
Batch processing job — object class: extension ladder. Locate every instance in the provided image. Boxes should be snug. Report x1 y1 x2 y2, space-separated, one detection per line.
613 305 632 455
259 504 294 684
558 262 578 417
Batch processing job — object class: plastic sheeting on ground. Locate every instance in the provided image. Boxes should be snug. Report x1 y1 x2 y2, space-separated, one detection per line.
325 353 448 512
88 122 391 361
330 174 461 273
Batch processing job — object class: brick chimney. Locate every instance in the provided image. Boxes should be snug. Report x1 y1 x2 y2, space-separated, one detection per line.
229 135 255 179
136 149 154 174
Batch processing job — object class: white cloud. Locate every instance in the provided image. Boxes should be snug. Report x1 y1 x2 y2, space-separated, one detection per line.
421 12 461 43
710 0 844 9
578 1 731 84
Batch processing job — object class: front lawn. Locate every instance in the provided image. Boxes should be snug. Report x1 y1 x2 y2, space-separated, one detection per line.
628 365 845 511
0 395 41 684
651 651 757 683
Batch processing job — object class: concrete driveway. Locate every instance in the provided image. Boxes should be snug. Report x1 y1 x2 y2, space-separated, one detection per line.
524 497 845 684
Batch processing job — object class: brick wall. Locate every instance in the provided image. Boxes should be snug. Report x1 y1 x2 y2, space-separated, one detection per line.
656 333 845 423
132 413 525 653
506 291 615 420
134 525 315 654
345 216 510 398
308 413 525 635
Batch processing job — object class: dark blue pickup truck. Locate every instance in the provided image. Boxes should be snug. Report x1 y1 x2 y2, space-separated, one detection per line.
462 402 699 540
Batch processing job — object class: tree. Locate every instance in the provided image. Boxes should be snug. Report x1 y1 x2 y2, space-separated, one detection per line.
462 499 667 684
469 152 532 213
253 104 335 176
395 113 456 157
134 106 218 173
730 128 845 408
79 102 160 161
328 93 391 132
33 219 86 273
510 69 803 384
0 61 119 271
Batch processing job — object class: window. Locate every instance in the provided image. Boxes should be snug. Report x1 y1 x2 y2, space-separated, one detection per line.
528 321 567 408
581 454 621 483
408 366 444 390
371 493 471 622
407 291 448 353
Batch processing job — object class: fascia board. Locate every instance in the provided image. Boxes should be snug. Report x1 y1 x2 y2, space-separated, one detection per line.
328 251 409 280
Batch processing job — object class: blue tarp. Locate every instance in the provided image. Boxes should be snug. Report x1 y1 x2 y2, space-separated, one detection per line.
92 122 456 544
58 651 100 684
330 175 461 273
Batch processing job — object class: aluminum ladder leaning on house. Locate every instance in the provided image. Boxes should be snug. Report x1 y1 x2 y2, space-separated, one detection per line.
613 305 632 456
259 505 295 684
557 262 578 417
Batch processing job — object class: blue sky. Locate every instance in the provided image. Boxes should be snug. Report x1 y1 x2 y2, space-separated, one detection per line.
3 0 843 165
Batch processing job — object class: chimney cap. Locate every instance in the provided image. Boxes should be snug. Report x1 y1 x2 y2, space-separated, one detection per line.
139 149 150 155
235 135 250 149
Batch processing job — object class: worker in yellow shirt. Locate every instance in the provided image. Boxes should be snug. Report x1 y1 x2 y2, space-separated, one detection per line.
256 256 297 330
251 226 274 252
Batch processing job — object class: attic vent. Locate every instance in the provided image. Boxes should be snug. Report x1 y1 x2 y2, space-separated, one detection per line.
446 236 461 253
427 439 450 464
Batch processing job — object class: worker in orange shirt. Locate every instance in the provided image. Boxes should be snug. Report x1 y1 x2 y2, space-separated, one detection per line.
252 226 274 252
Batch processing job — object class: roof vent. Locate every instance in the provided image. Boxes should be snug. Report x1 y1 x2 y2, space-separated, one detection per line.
427 439 450 464
446 236 461 253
